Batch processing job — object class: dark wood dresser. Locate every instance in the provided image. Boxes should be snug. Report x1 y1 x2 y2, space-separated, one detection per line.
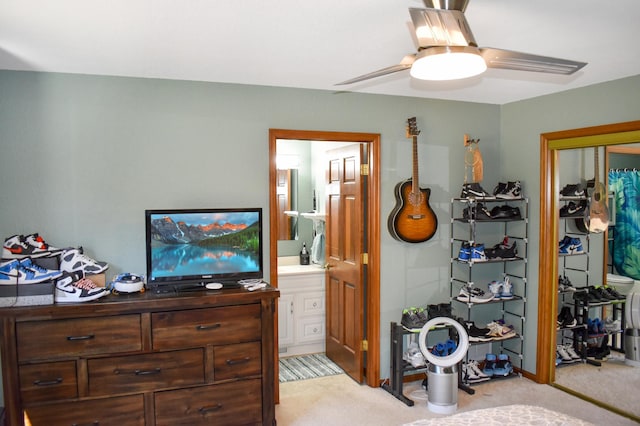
0 286 279 426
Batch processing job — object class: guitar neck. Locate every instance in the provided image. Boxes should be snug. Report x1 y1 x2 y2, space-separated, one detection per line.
412 135 419 193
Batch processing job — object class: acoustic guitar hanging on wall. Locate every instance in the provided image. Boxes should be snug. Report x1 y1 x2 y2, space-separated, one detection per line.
388 117 438 243
584 146 609 233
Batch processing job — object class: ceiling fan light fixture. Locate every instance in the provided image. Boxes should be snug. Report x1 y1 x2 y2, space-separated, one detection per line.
410 46 487 81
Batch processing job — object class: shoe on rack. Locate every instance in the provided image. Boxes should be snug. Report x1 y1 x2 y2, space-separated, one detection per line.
557 306 577 329
24 233 63 256
591 286 616 302
431 342 448 357
427 303 452 320
55 273 108 303
468 360 491 382
457 286 494 304
470 244 487 262
486 320 516 340
604 317 621 333
603 286 624 301
500 276 514 299
558 275 576 292
445 339 457 355
564 345 582 361
462 203 493 221
485 240 517 260
2 235 52 259
556 345 573 363
493 354 513 376
463 361 490 383
493 182 507 196
60 247 109 275
457 242 472 261
560 183 585 198
559 200 587 218
487 280 502 299
559 237 584 255
458 318 492 342
401 307 426 331
489 205 522 220
496 181 522 199
482 354 497 376
461 183 496 199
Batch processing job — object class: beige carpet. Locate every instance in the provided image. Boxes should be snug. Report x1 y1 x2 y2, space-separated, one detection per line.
554 352 640 419
276 374 638 425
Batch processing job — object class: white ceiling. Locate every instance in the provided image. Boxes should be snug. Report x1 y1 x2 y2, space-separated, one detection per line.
2 0 640 105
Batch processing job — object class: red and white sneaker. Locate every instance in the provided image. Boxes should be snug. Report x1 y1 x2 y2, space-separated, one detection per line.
2 235 51 259
24 234 63 256
55 273 107 303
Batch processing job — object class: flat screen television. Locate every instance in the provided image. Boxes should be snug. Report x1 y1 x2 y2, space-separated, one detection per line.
145 208 263 289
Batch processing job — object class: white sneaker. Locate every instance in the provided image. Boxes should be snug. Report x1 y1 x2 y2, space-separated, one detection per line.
467 360 490 382
457 286 494 304
55 273 107 303
500 276 514 300
564 345 582 360
557 345 573 362
487 281 502 299
402 343 426 368
60 247 108 275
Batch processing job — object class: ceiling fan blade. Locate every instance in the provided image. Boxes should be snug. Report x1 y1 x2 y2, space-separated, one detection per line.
336 55 416 85
480 47 587 75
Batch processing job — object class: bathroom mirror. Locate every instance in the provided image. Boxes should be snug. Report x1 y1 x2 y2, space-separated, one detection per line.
276 139 315 254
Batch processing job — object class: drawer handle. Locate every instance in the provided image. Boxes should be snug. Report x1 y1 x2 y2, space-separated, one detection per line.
196 323 221 331
113 368 161 376
33 377 63 386
199 404 223 414
71 422 99 426
226 357 251 366
67 334 95 341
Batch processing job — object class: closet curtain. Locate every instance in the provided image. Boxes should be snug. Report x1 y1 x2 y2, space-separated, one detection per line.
608 169 640 279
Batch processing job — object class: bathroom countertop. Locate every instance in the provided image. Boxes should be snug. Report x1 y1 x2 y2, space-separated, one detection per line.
277 263 325 276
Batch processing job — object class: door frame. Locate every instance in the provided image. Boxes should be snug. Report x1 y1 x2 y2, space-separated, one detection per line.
536 120 640 386
269 129 381 390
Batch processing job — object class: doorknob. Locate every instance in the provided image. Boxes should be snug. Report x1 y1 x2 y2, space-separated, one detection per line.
325 263 335 270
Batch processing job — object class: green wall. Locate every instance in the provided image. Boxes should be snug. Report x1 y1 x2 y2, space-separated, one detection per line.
1 69 638 388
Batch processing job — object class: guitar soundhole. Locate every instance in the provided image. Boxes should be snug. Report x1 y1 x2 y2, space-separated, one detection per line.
409 191 424 206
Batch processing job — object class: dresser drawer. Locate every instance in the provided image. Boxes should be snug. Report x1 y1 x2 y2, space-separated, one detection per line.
24 394 145 426
17 315 142 362
155 379 262 426
214 342 261 381
20 360 77 404
152 305 261 350
88 348 204 396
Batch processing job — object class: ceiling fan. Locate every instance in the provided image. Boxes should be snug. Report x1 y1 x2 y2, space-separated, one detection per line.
337 0 587 84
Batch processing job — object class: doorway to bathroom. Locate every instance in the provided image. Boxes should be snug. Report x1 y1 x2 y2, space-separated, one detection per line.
269 129 381 395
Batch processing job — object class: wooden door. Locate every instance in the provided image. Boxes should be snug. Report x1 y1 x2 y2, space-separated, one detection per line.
325 144 366 383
